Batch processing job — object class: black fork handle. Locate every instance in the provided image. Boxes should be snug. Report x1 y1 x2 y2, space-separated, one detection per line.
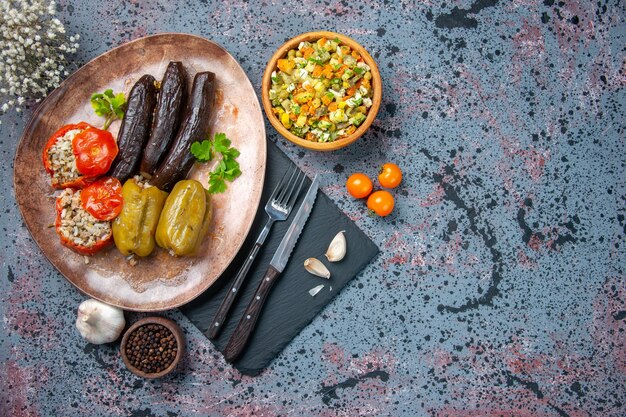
207 218 274 339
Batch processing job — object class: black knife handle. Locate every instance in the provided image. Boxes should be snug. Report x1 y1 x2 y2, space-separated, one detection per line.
224 265 281 362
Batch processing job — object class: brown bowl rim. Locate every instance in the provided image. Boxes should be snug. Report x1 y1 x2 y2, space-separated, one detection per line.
120 316 185 379
261 31 382 151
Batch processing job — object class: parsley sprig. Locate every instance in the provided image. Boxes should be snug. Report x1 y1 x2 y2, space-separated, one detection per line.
190 133 242 194
90 89 126 130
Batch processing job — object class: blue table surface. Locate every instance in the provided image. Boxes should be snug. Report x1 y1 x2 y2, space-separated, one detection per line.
1 1 624 416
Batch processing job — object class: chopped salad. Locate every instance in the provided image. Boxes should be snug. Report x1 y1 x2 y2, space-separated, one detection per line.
269 37 373 143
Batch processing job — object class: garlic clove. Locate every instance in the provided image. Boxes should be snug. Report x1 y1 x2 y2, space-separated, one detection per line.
325 230 346 262
309 284 325 297
76 299 125 344
304 257 331 279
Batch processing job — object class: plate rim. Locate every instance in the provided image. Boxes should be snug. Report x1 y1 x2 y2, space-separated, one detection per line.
13 32 267 311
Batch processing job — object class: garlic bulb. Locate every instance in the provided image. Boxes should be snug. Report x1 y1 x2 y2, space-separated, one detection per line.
76 299 125 344
325 230 346 262
304 257 331 279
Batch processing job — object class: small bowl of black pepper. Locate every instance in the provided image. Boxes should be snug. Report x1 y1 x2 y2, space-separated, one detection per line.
120 317 185 379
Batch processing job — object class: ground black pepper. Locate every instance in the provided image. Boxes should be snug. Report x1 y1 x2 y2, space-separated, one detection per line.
125 323 177 374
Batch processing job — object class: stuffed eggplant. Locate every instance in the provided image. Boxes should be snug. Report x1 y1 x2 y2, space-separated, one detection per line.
150 71 216 191
108 74 157 182
140 62 187 178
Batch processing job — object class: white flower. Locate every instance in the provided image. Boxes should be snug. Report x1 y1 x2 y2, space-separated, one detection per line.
0 0 80 115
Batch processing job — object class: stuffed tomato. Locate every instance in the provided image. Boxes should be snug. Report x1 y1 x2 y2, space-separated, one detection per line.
54 177 123 255
43 122 118 189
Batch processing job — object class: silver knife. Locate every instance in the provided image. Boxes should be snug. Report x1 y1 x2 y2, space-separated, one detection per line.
223 175 319 362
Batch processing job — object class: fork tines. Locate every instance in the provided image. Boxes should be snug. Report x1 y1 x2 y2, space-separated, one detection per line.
273 167 306 211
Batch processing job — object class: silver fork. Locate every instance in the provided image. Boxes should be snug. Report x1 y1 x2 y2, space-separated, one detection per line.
207 167 306 339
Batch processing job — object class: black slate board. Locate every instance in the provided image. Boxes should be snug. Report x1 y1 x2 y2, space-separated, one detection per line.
180 140 379 376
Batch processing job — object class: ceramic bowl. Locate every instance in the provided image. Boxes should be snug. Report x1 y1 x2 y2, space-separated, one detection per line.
261 31 382 151
120 316 185 379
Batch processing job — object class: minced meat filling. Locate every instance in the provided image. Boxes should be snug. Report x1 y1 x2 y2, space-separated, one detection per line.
57 189 111 248
47 129 82 186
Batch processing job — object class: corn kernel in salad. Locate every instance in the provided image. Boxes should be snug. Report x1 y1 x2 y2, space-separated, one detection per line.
269 38 373 143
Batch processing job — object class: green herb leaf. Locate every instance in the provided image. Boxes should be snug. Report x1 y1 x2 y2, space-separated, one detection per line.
213 133 231 153
223 166 241 181
223 158 239 171
190 140 213 162
190 133 242 194
90 93 109 116
208 172 227 194
222 147 240 159
90 89 127 130
111 93 126 118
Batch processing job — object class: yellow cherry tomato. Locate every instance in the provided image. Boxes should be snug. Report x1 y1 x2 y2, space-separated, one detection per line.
378 163 402 189
367 190 395 217
346 173 373 199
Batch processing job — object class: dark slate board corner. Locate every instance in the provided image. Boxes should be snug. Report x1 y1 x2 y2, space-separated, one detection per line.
180 141 379 376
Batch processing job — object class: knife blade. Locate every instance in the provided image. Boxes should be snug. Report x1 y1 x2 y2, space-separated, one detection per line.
223 175 319 362
269 175 319 272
